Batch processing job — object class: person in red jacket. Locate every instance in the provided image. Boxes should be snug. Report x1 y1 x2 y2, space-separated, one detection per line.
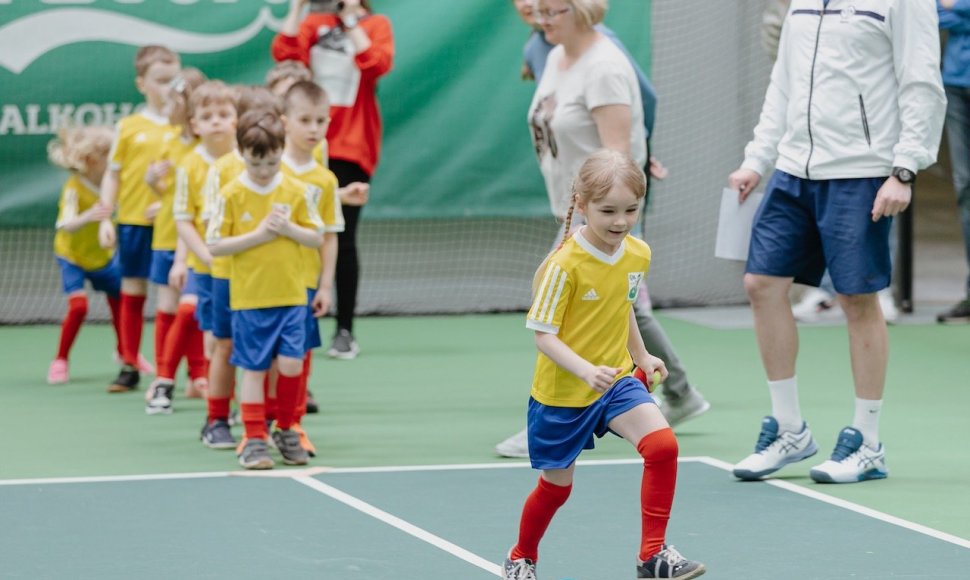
272 0 393 359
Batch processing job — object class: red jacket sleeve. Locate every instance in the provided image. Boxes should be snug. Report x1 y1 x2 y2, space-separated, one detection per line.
355 15 394 80
270 17 323 66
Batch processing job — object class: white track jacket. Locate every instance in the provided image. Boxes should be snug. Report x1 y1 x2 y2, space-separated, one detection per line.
742 0 946 180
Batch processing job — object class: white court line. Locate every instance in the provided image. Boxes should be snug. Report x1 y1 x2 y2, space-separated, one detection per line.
292 475 502 577
2 457 968 551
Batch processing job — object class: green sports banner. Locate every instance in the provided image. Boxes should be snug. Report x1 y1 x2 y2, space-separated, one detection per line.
0 0 650 225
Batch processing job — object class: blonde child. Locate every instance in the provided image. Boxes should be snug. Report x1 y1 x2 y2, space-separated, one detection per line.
266 59 312 98
279 80 345 455
148 80 238 417
503 150 705 580
207 110 324 469
142 67 209 409
47 127 123 384
98 45 181 393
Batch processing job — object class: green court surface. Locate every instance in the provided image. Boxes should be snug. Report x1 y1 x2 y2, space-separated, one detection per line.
1 313 969 578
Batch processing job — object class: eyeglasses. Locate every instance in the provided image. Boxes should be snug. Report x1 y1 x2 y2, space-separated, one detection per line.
536 7 571 21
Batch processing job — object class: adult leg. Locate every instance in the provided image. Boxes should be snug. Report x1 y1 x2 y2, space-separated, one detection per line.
939 86 970 321
328 159 369 345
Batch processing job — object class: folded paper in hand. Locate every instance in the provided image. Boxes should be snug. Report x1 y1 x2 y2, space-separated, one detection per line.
715 187 764 261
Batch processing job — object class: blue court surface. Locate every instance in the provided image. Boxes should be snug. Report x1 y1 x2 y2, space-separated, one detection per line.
2 458 968 579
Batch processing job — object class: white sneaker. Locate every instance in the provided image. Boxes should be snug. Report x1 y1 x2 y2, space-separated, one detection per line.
810 427 888 483
877 289 899 323
733 416 818 480
792 288 839 322
660 387 711 428
495 429 529 458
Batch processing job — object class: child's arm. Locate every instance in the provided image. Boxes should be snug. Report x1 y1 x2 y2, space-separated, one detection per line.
169 238 189 290
57 193 113 233
208 221 276 256
312 232 338 317
535 331 623 394
175 221 212 266
98 168 121 248
627 308 667 383
277 220 323 248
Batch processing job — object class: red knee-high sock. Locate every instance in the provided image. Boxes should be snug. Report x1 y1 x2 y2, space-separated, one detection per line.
511 477 572 562
240 402 268 441
275 373 302 430
119 293 146 366
296 352 312 421
263 373 277 424
56 295 89 360
158 303 197 380
637 428 679 561
185 312 207 381
207 396 231 424
106 295 122 356
154 310 176 373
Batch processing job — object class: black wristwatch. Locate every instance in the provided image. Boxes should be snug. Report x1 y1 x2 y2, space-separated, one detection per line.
892 166 916 185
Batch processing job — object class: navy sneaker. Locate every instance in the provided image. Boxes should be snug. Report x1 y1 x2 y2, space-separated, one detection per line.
637 544 706 578
201 419 236 450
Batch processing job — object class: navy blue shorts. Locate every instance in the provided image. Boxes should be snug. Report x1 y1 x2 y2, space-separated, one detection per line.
193 272 213 331
182 268 199 297
117 224 153 279
149 250 175 286
746 171 892 295
305 288 322 352
527 377 655 470
211 277 232 340
230 306 307 371
56 256 121 297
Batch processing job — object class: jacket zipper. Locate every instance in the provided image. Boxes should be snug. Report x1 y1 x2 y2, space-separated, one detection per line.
805 7 825 180
858 94 871 146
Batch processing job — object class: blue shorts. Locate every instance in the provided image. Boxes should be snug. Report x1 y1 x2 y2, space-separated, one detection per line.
193 272 213 331
527 377 655 470
56 256 121 297
182 268 199 297
117 224 153 279
230 306 307 371
305 288 322 352
746 171 892 295
211 277 232 340
149 250 175 286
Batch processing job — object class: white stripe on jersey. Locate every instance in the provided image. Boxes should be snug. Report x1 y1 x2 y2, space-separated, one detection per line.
536 264 566 326
204 194 225 244
303 185 326 233
57 188 79 228
529 262 555 321
172 167 190 221
201 167 220 221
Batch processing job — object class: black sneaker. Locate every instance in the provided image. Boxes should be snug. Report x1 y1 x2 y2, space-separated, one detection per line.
145 380 175 415
327 329 359 359
637 545 706 579
237 438 274 470
305 390 319 414
201 419 236 449
107 365 139 393
936 298 970 324
272 429 309 465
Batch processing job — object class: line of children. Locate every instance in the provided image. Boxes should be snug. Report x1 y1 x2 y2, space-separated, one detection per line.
502 150 705 580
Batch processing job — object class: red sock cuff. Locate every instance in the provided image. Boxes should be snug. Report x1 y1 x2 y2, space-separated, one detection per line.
636 428 678 463
207 396 231 422
240 402 267 440
537 476 572 504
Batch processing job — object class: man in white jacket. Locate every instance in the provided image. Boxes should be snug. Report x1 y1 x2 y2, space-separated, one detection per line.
728 0 946 484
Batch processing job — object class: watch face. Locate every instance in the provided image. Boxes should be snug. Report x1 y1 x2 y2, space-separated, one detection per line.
895 168 914 183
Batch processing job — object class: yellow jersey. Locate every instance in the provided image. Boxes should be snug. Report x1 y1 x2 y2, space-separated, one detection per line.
53 175 114 271
527 231 651 408
172 145 219 275
312 141 329 168
207 173 325 310
152 133 198 250
108 110 177 226
281 154 345 289
204 151 246 279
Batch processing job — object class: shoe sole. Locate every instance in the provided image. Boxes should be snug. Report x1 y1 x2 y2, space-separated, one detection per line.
326 348 359 360
733 442 819 481
145 406 173 415
638 563 706 579
107 384 137 393
494 447 529 459
280 456 309 466
937 317 970 325
239 458 274 470
202 439 237 450
809 467 888 484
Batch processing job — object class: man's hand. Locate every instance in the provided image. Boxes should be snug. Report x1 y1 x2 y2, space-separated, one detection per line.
728 168 762 202
338 182 369 206
648 156 669 180
871 177 912 222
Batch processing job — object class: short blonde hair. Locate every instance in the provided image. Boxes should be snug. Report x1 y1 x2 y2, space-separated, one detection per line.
47 126 114 172
134 45 179 77
266 60 312 93
541 0 607 28
233 84 283 119
189 80 237 119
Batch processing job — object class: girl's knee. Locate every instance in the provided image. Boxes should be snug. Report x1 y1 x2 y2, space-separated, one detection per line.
277 356 303 377
637 427 679 463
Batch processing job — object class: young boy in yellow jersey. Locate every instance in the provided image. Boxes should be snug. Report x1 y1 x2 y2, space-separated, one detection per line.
150 81 238 418
46 126 123 384
279 81 345 451
144 68 208 409
207 110 324 469
98 45 181 393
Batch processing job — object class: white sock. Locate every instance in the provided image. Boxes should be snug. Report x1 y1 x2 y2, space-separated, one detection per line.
852 397 883 447
768 377 802 433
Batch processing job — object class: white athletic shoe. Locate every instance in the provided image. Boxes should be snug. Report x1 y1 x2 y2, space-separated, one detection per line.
792 288 840 323
733 416 818 480
877 289 899 323
810 427 888 483
660 387 711 428
495 429 529 459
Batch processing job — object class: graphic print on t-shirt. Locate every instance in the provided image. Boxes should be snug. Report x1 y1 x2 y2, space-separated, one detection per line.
530 94 558 161
310 25 361 107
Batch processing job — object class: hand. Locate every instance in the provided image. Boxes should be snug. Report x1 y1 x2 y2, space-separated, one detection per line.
583 365 624 394
312 286 332 317
638 355 668 386
146 160 172 193
520 62 535 81
871 177 912 222
168 261 188 290
339 182 369 206
98 219 116 249
648 156 669 180
83 202 113 224
144 201 161 221
261 209 287 236
941 0 956 9
728 168 761 202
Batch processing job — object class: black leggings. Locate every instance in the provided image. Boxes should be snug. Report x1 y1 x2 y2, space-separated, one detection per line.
329 159 369 333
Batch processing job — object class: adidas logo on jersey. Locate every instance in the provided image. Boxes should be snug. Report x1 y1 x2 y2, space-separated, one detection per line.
582 288 600 301
134 133 147 143
241 211 253 222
